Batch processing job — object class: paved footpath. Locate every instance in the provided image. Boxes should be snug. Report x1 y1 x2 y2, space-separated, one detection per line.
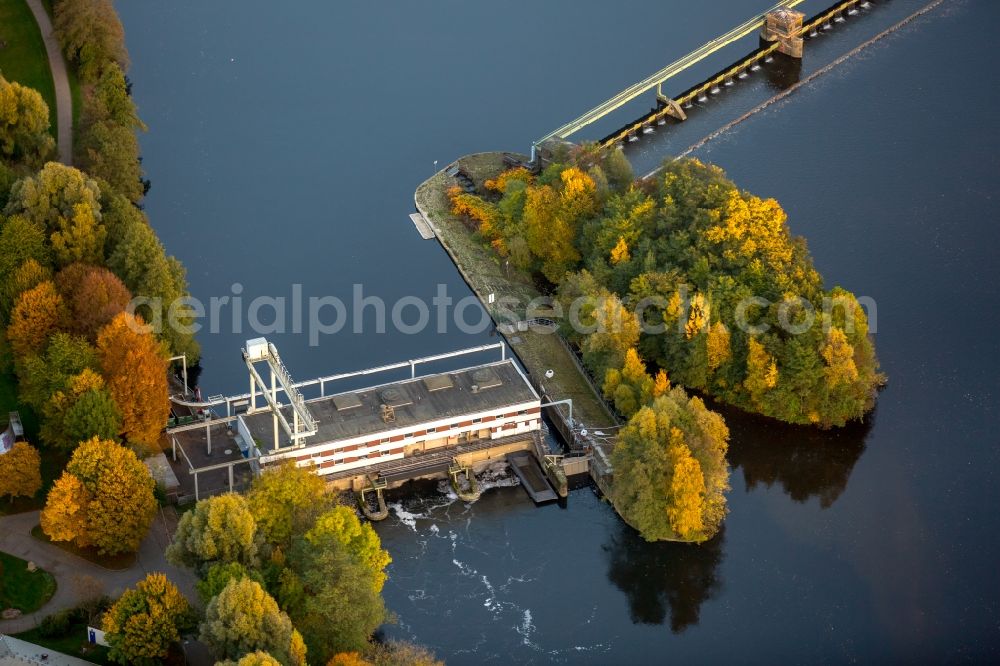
0 508 199 634
24 0 73 165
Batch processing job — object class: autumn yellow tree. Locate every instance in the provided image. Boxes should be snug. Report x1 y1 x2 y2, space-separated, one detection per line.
40 473 91 546
483 156 880 426
286 506 391 657
582 292 640 375
0 441 42 502
102 572 192 665
559 166 598 219
304 506 391 593
50 202 107 267
7 280 66 359
610 388 729 542
0 257 52 321
219 653 284 666
247 460 334 549
683 293 708 339
167 493 259 574
706 321 731 371
821 327 858 388
744 337 778 407
609 236 630 265
485 167 534 193
523 184 581 283
666 428 706 540
652 369 671 398
96 312 169 447
603 348 654 418
41 437 157 554
200 578 306 666
4 162 102 235
0 75 55 166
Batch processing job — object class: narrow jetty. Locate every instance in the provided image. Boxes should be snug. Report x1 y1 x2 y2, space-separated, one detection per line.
408 212 436 239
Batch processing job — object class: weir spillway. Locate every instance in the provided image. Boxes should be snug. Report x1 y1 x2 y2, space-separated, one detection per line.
532 0 882 158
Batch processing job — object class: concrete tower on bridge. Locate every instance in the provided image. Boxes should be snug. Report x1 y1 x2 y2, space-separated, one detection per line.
761 8 805 58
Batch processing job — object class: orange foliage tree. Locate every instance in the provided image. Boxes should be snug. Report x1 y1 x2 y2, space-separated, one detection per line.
0 441 42 502
40 473 91 545
0 256 52 320
448 186 501 239
484 167 533 193
96 312 169 447
41 436 157 554
7 280 66 359
56 263 132 339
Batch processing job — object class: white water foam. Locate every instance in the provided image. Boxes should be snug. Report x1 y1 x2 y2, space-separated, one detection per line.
517 609 537 647
452 558 477 577
477 460 521 491
433 460 520 503
387 502 425 531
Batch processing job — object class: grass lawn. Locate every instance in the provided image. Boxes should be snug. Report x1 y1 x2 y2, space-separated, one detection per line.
30 525 136 571
0 0 58 137
15 623 113 665
0 549 56 612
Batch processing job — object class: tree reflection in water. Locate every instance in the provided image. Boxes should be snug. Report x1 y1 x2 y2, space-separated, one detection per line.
604 404 872 632
725 404 874 508
605 525 724 633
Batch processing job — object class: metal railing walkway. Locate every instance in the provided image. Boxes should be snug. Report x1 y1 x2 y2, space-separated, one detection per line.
531 0 807 157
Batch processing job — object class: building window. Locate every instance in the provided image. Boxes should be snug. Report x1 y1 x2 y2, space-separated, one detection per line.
472 417 482 424
518 409 527 415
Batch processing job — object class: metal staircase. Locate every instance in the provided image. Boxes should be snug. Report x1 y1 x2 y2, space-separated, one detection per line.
244 338 318 450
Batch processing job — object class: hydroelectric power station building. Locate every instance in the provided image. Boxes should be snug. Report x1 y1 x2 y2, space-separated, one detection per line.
167 338 546 501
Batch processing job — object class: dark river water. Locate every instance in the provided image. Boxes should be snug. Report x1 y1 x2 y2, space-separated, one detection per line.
118 0 999 661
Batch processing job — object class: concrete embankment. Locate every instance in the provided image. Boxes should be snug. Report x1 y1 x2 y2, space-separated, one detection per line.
414 153 617 438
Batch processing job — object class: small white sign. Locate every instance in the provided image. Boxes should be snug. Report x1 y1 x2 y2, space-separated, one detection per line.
87 626 109 647
487 293 495 304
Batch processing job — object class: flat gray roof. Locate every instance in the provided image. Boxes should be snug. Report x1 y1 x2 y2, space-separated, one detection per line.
241 360 538 453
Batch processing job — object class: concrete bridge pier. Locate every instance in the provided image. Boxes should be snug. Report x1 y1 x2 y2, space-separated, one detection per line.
761 8 805 58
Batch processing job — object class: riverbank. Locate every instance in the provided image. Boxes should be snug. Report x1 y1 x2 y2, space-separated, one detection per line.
415 153 617 437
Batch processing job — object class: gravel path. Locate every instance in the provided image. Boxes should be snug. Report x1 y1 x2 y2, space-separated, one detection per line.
0 508 198 634
24 0 72 165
